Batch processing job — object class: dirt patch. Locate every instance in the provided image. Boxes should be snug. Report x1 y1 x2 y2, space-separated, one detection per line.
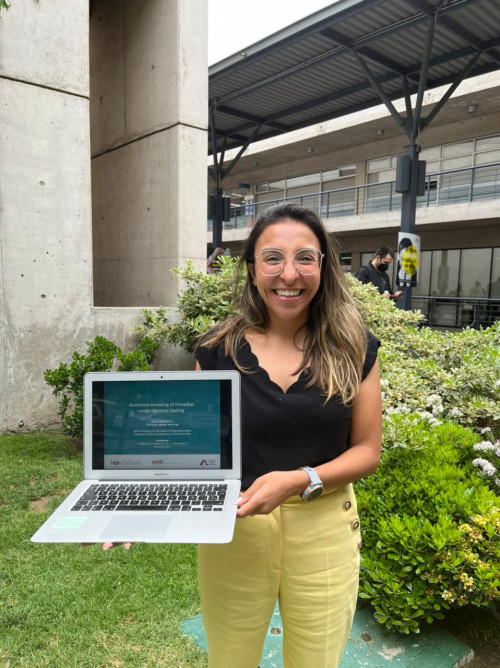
466 643 500 667
29 491 67 513
30 473 63 487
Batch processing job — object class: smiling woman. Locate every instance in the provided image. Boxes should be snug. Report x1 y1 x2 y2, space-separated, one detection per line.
195 203 382 668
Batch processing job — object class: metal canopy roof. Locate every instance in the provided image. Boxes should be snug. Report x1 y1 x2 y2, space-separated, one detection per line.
208 0 500 156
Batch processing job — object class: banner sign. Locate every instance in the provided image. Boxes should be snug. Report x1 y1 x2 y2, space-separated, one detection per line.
396 233 420 288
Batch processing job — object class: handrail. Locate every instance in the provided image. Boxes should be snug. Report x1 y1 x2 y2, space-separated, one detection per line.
219 161 500 229
411 295 499 329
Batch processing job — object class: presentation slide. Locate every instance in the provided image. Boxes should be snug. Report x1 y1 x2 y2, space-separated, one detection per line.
102 380 222 469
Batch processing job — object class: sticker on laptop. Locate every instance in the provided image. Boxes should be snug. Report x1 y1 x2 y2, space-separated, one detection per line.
52 517 87 530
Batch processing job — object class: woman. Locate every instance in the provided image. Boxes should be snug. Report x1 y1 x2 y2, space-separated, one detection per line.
194 203 382 667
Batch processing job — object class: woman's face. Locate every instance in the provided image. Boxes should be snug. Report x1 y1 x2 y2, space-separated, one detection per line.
250 219 322 326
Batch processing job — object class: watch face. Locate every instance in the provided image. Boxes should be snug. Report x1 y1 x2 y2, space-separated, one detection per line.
305 486 323 502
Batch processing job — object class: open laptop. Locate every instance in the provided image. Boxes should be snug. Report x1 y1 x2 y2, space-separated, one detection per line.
31 370 241 544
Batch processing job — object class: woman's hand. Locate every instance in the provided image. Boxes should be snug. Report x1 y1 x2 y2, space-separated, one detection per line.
102 542 133 551
235 470 308 518
81 543 133 550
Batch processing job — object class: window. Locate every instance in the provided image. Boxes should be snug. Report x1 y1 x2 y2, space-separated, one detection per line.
430 250 460 297
459 249 492 298
490 248 500 298
286 173 320 189
254 165 357 205
441 141 474 158
412 250 431 296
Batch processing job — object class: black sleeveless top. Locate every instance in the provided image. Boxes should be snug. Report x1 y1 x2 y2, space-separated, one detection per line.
195 331 379 490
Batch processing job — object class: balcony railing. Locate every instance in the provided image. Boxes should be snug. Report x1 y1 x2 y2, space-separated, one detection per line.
215 161 500 230
411 296 499 329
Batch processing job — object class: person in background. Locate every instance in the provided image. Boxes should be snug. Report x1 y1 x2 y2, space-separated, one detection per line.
207 246 225 273
354 247 403 301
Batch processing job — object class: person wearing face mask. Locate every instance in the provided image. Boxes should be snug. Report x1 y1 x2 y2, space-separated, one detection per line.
354 247 403 301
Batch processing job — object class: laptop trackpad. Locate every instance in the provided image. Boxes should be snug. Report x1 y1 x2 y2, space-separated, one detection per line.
99 515 171 542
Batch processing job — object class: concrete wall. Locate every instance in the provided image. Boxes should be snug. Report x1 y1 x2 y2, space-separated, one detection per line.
91 0 208 307
0 0 204 433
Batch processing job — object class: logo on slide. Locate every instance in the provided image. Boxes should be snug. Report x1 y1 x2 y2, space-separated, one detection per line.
199 459 208 466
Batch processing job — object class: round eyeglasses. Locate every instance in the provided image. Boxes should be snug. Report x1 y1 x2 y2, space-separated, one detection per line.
255 248 324 276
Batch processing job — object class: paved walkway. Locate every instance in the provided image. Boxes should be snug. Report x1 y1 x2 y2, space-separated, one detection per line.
181 604 474 667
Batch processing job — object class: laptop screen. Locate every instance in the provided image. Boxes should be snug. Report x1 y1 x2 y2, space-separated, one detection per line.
91 378 234 471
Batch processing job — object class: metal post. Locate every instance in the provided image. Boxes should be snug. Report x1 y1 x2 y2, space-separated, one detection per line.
399 143 421 311
212 187 224 248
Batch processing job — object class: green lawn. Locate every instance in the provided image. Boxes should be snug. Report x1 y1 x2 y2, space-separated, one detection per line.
0 431 207 668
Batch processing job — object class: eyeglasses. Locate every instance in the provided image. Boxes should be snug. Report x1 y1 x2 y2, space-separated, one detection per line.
254 248 324 276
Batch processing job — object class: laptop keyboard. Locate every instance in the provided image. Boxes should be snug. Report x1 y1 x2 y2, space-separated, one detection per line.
71 483 228 512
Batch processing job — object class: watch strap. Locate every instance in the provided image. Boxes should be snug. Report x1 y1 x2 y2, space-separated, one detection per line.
298 466 322 487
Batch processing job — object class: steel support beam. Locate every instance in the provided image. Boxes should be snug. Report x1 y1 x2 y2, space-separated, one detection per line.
208 104 262 249
421 52 480 128
349 13 442 309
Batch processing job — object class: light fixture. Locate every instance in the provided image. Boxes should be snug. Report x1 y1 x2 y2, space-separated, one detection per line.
305 146 314 154
376 128 385 137
467 104 477 114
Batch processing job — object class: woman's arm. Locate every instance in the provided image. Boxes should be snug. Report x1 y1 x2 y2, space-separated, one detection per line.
236 361 382 517
314 359 382 489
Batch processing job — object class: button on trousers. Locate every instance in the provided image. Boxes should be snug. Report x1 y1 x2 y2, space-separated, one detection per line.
198 484 361 668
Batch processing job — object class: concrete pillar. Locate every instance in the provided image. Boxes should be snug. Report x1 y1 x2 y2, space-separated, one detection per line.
90 0 208 307
0 0 205 432
0 0 92 431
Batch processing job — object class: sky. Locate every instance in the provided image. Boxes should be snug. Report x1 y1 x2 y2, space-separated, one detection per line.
208 0 340 65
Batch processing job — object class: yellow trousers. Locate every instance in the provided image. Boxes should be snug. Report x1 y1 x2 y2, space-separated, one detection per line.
198 484 361 668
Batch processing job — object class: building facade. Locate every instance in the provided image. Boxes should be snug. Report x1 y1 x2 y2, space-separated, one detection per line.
209 71 500 327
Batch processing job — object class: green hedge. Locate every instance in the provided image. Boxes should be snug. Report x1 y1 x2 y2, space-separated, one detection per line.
357 416 499 633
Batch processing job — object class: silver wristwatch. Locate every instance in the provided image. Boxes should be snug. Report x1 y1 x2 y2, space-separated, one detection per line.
298 466 324 502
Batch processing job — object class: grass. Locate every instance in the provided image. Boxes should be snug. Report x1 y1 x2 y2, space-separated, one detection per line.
1 430 499 667
0 431 207 668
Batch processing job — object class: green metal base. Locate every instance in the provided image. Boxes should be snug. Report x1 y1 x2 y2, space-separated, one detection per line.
181 604 474 667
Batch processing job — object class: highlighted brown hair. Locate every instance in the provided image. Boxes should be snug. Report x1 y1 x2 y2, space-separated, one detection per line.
199 203 367 404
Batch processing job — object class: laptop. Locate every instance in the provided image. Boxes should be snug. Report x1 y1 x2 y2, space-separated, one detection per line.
31 370 241 544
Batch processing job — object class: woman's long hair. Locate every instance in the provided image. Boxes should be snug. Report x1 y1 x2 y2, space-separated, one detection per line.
200 203 367 405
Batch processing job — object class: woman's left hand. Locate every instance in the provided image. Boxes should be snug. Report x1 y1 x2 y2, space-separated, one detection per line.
235 470 308 518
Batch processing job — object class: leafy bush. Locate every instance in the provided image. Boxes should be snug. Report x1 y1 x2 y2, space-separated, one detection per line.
44 335 158 438
357 416 499 634
138 262 500 438
136 257 240 354
470 427 500 491
348 276 500 437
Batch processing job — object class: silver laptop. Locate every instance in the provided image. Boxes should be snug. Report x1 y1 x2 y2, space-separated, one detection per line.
31 370 241 544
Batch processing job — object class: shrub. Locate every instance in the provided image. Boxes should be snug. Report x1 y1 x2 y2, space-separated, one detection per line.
136 257 240 354
357 416 499 634
137 263 500 438
347 276 500 437
465 427 500 492
44 335 158 438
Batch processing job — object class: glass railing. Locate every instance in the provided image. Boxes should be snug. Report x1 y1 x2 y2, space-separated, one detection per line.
215 162 500 230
